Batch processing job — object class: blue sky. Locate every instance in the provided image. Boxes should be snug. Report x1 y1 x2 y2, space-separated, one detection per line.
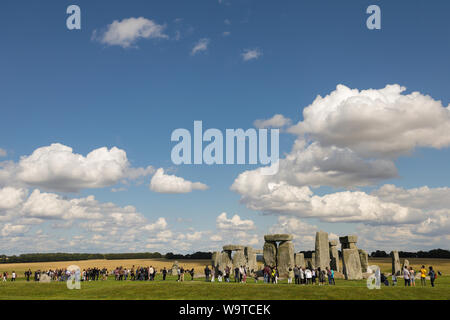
0 0 449 254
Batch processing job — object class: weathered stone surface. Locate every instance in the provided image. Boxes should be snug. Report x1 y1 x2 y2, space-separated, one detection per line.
211 251 221 268
264 234 293 242
223 245 244 251
245 247 257 271
315 231 330 270
306 258 315 270
263 241 277 267
329 241 340 272
171 261 179 275
339 235 358 249
277 240 294 277
233 249 247 268
311 253 316 268
329 240 338 246
358 249 369 273
220 251 233 271
390 251 401 276
339 235 358 244
342 248 363 280
254 249 263 254
294 252 305 268
402 259 410 271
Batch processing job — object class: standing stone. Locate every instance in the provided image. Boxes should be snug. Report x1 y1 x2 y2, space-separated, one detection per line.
245 247 257 271
263 241 277 267
233 249 247 268
390 251 401 276
311 253 316 269
329 240 340 272
339 235 358 249
358 249 369 273
294 253 305 268
221 251 233 271
277 240 294 277
315 231 330 270
171 261 179 275
342 249 363 280
211 251 221 268
402 259 409 271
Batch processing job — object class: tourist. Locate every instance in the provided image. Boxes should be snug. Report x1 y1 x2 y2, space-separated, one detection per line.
263 265 270 283
288 267 294 284
409 267 415 286
204 265 210 282
311 268 316 285
403 266 410 286
162 267 167 280
252 270 258 283
218 269 223 282
318 267 325 285
392 272 397 286
239 266 244 282
300 267 305 284
11 271 16 282
234 266 240 282
3 272 7 282
305 268 312 284
190 268 195 281
177 266 181 282
420 265 427 286
428 266 436 287
211 267 215 282
180 266 185 282
225 266 230 282
294 265 300 284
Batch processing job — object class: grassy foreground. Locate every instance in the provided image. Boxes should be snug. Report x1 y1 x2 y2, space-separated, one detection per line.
0 275 448 300
0 257 448 300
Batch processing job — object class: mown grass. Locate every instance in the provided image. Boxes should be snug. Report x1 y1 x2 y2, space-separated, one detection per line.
0 275 448 300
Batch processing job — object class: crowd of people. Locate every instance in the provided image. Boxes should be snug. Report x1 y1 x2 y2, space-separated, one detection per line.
387 265 439 287
0 263 440 287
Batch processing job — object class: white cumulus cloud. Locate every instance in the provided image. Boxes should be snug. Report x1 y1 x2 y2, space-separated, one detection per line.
191 38 210 55
150 168 208 193
93 17 168 48
241 48 262 61
216 212 255 231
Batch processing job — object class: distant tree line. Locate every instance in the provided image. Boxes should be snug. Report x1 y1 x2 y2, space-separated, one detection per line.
0 251 212 264
370 249 450 259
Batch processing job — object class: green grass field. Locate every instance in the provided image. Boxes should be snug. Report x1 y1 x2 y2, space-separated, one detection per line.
0 275 448 300
0 257 448 300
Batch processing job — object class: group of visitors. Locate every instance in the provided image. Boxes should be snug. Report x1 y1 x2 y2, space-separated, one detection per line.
1 263 440 287
390 265 438 287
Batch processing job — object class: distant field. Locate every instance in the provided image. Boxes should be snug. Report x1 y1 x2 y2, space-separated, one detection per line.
0 257 448 300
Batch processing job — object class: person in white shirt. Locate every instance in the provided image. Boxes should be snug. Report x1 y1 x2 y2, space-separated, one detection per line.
305 269 312 284
403 267 411 286
11 271 16 282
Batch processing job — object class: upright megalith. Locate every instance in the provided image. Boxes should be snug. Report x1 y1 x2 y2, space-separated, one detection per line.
390 251 401 276
315 231 330 270
277 240 294 276
402 259 409 271
329 240 340 272
340 235 362 280
170 261 179 275
342 249 363 280
263 234 294 277
232 247 247 268
211 251 221 270
245 247 257 271
294 253 305 268
358 249 369 273
220 249 233 272
263 241 277 267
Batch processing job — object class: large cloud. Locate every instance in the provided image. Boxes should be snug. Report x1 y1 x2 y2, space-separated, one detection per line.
93 17 168 48
150 168 208 193
0 143 154 192
289 84 450 158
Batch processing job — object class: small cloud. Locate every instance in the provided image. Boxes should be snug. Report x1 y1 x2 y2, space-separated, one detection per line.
241 48 262 61
191 38 210 55
150 168 208 193
222 31 231 37
254 114 292 129
93 17 168 48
